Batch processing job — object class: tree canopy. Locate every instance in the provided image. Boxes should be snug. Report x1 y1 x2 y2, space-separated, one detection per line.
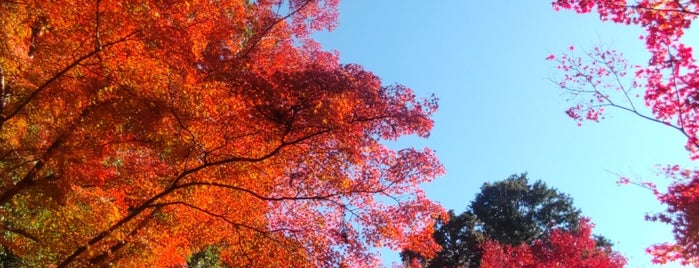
471 174 581 246
0 0 445 266
403 174 623 268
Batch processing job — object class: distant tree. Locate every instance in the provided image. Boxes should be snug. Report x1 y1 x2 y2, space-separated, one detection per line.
403 173 618 268
471 173 581 246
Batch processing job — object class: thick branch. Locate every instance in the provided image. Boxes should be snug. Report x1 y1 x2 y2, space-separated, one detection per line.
0 135 63 205
0 223 38 242
87 209 158 265
0 95 104 205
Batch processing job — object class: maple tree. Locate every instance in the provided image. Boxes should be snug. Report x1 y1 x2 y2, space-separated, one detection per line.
480 218 627 268
551 0 699 265
0 0 446 266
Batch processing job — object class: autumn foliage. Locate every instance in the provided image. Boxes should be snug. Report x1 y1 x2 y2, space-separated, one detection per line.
551 0 699 265
480 219 626 268
0 0 445 266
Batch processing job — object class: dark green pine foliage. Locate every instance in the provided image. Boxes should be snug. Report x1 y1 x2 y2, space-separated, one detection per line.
401 211 482 268
471 173 581 246
428 211 483 268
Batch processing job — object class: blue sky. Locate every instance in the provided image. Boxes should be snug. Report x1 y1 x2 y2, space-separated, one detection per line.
315 1 695 267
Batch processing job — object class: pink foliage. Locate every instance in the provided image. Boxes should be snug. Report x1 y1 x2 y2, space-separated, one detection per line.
481 219 626 268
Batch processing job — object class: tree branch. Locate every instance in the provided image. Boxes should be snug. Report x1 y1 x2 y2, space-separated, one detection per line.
57 126 332 267
148 201 299 235
626 4 699 16
236 0 314 59
0 31 139 126
0 223 38 242
87 209 158 265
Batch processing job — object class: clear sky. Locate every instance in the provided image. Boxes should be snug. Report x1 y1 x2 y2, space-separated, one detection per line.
315 1 695 267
